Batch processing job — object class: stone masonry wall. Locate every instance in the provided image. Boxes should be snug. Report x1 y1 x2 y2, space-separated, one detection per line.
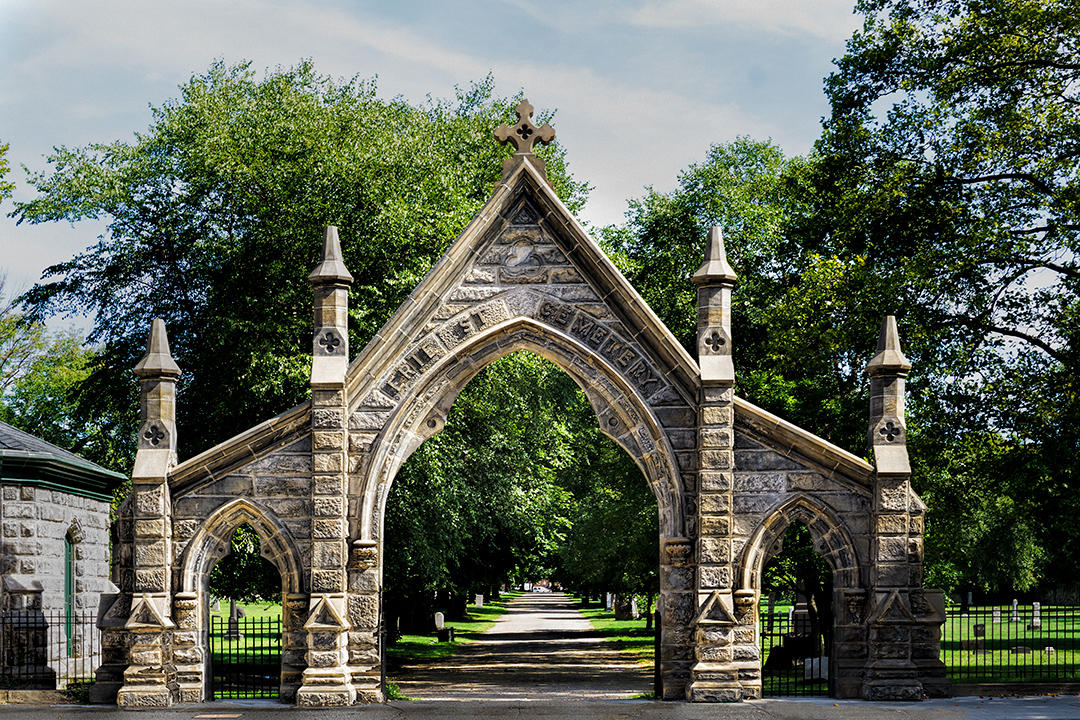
1 485 111 615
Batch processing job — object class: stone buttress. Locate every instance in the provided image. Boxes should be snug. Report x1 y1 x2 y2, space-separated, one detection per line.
298 226 358 706
116 320 180 708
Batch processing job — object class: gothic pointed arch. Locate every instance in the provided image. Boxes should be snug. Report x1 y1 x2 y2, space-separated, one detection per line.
738 493 861 591
178 497 305 595
357 314 686 541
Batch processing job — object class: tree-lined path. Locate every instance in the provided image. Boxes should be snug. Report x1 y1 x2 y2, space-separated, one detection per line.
394 592 651 701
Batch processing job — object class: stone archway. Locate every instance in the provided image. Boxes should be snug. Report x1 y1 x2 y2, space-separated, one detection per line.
359 318 685 542
100 104 946 708
173 499 306 703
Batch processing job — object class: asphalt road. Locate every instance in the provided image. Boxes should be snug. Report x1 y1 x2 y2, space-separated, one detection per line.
392 591 651 700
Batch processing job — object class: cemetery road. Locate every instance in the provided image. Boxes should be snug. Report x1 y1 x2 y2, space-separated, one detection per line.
393 591 652 701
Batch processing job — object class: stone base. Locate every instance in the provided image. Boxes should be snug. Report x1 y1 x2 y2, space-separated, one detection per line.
296 686 357 706
88 680 122 704
861 680 924 701
116 684 173 708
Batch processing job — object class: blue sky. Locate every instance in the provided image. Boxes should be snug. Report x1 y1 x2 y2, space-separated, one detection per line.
0 0 862 303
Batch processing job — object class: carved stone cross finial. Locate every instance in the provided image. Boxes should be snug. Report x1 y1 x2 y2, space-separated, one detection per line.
495 100 555 154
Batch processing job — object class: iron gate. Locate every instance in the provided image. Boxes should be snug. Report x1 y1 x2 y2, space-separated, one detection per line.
759 610 829 696
209 615 281 699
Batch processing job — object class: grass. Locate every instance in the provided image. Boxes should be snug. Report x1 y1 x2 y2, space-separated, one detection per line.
570 595 656 667
385 591 523 669
939 605 1080 683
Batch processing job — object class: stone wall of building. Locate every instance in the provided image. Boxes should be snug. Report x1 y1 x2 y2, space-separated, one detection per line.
0 484 112 687
0 485 111 616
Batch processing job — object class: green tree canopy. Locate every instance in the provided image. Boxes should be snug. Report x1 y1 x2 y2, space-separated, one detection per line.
13 61 589 465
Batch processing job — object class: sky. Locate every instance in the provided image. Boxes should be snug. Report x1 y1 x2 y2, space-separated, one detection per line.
0 0 863 310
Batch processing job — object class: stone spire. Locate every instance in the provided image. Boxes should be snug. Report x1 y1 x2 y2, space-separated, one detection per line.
308 225 354 286
309 225 352 387
494 99 555 181
132 319 180 465
691 226 737 385
119 318 179 709
866 315 911 475
299 224 356 705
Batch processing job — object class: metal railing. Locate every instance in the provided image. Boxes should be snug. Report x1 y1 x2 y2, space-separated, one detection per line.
209 615 282 699
759 610 829 697
943 604 1080 684
0 610 100 689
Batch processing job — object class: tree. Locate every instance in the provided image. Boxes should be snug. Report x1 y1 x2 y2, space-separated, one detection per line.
13 61 588 467
209 523 280 629
812 0 1080 594
0 142 14 204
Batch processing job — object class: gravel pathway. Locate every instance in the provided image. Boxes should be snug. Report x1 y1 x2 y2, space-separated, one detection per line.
392 591 652 701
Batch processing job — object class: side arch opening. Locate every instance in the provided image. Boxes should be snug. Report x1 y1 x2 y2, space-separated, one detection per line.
175 499 306 702
740 495 863 699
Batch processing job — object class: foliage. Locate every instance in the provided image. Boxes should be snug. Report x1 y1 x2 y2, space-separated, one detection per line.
13 60 589 467
604 0 1080 595
385 351 656 628
209 524 280 603
812 0 1080 593
0 142 14 203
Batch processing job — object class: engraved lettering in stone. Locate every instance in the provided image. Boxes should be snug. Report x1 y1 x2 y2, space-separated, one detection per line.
626 360 660 393
570 313 610 348
538 301 573 329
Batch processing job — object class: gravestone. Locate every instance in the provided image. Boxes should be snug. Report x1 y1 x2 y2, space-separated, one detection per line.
1010 598 1020 622
209 597 221 613
992 607 1001 624
225 603 245 640
804 656 829 681
434 612 444 631
475 594 484 607
1045 646 1055 655
1029 602 1041 630
1011 645 1032 655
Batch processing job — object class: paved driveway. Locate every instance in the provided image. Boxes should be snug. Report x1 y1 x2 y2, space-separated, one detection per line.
393 591 652 700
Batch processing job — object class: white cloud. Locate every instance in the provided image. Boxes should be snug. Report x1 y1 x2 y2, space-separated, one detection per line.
624 0 861 41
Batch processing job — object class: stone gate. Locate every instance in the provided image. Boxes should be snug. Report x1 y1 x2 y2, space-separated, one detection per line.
93 101 947 707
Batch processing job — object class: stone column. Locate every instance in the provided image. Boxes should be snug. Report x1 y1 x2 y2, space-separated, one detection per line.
861 316 922 700
117 319 180 708
686 228 754 700
297 226 357 706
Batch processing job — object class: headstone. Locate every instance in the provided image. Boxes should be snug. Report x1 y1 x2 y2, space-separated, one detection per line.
1030 602 1041 629
605 592 614 611
793 602 811 635
967 591 974 605
475 594 484 607
1045 646 1055 655
992 607 1002 624
973 623 985 638
1010 598 1020 623
225 601 244 640
209 597 221 613
1010 645 1032 654
434 612 445 631
803 656 829 681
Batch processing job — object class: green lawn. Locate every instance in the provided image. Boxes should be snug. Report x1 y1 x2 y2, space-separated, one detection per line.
940 606 1080 683
386 591 523 669
570 595 656 667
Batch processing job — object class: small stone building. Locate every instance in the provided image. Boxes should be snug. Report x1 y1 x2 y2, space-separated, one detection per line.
96 102 948 707
0 420 121 686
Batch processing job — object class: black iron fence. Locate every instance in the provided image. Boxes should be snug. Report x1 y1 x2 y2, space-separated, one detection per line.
759 610 829 697
0 610 100 689
209 615 282 699
943 604 1080 683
